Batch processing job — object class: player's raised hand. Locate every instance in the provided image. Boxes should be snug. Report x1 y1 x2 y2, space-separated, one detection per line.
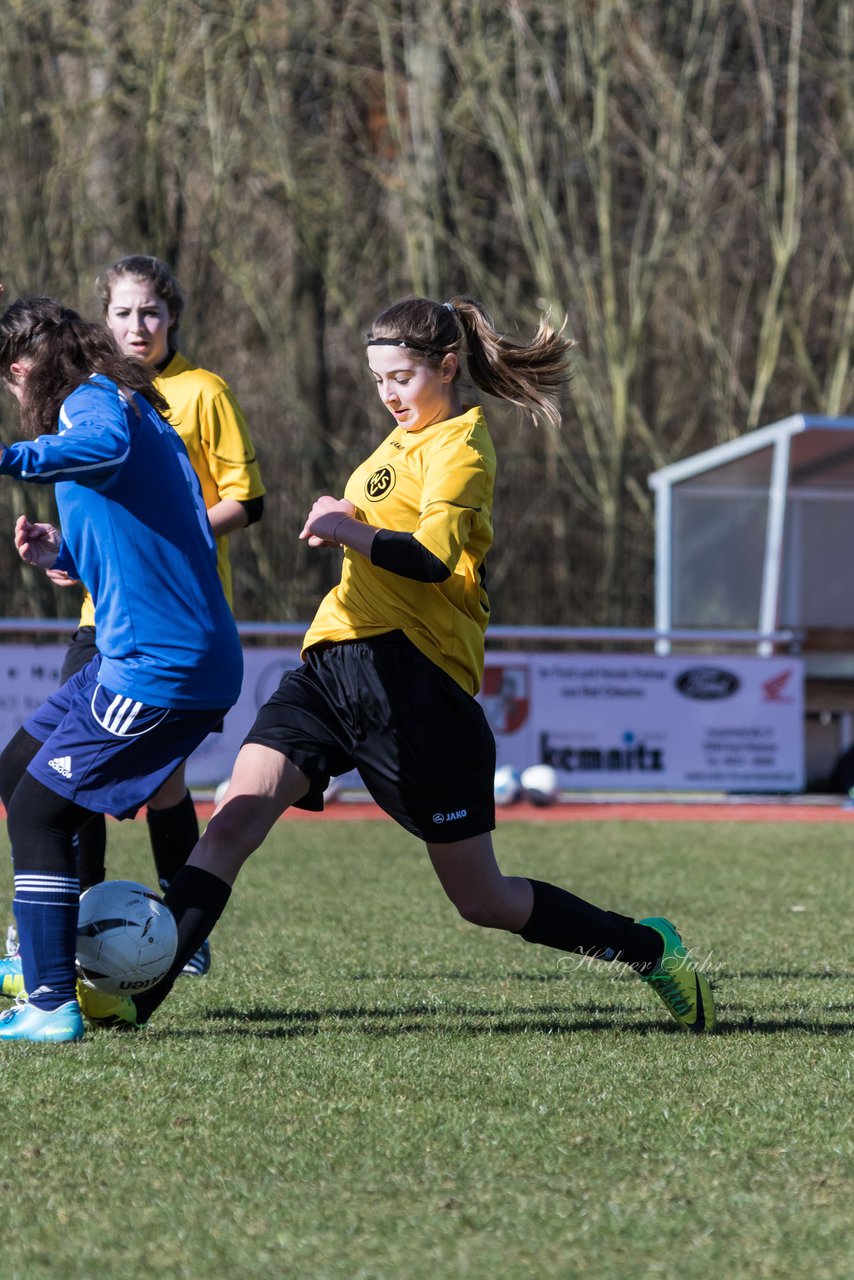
300 496 356 548
14 515 62 569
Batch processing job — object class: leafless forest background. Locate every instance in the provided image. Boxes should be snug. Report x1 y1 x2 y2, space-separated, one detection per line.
0 0 852 628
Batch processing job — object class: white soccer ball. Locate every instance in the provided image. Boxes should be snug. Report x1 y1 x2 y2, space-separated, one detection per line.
214 777 231 807
494 764 523 807
76 880 178 995
520 763 559 807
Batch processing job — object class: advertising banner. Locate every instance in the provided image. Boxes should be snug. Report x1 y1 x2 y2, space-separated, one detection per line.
483 652 804 792
0 645 804 793
0 644 302 789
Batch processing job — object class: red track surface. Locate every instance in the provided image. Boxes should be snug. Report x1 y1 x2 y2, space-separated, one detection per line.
2 800 849 824
191 798 853 823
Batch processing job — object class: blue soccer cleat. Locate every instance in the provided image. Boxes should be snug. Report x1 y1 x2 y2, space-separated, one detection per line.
0 998 84 1043
0 952 25 999
181 938 211 977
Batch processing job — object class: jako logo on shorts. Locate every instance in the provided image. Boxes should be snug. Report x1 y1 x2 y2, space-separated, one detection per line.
433 809 468 824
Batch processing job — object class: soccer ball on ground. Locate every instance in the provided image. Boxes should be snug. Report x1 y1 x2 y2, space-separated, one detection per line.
213 777 231 807
520 764 559 807
76 880 178 995
494 764 523 807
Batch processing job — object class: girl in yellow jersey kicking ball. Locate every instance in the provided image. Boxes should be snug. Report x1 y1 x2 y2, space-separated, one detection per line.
78 294 716 1035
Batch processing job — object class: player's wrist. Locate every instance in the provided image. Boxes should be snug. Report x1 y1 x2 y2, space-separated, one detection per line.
330 516 350 547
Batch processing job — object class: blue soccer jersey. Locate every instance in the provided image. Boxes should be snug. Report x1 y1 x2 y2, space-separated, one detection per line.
0 376 242 709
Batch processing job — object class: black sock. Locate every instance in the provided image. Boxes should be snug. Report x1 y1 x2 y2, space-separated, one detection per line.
146 792 200 888
134 865 231 1022
519 879 664 973
75 815 107 891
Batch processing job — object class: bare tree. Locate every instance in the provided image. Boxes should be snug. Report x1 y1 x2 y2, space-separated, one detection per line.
1 0 853 628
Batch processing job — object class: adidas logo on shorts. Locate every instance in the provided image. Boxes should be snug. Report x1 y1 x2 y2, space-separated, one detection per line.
48 756 73 779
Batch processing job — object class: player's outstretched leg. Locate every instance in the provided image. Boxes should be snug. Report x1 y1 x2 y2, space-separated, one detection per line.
428 838 717 1033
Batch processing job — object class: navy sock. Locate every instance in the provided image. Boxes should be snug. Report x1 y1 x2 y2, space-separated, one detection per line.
6 771 91 1010
13 872 81 1009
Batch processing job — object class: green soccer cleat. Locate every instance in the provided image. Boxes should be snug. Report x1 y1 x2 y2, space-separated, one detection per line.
638 917 716 1033
76 982 145 1031
0 952 25 1000
0 998 84 1043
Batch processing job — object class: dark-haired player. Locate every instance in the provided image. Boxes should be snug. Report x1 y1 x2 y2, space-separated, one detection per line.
0 295 242 1041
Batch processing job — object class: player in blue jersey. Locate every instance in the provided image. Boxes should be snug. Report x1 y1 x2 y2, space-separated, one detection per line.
56 257 265 980
0 295 243 1043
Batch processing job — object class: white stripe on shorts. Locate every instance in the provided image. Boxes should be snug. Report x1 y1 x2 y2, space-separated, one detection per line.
115 699 143 736
99 693 144 736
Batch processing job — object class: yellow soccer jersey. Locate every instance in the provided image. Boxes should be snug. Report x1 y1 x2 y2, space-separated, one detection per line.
302 405 495 695
78 350 264 624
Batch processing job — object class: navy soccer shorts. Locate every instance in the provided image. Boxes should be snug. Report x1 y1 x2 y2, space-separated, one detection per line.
59 626 225 735
243 631 496 843
24 654 228 819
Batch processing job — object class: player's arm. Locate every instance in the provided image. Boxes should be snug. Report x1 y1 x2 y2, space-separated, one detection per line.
300 496 450 583
369 530 450 582
205 495 264 537
202 388 266 536
0 383 130 487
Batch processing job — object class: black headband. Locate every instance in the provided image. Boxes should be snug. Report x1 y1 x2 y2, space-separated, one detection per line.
365 338 429 352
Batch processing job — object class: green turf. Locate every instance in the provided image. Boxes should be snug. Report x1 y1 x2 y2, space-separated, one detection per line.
1 817 852 1280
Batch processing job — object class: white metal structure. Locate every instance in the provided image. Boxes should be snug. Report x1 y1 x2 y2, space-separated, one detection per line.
649 415 854 653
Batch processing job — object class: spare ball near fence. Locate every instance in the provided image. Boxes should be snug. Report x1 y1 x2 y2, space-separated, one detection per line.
494 764 523 807
520 764 559 807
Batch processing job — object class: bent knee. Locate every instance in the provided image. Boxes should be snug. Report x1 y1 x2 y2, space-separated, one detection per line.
453 898 512 931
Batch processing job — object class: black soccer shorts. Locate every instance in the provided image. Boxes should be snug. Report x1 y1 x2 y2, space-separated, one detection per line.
243 631 496 843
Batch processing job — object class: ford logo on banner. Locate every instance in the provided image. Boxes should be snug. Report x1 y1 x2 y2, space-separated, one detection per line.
675 667 741 699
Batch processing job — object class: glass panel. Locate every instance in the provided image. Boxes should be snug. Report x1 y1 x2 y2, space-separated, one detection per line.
780 496 854 626
671 489 769 628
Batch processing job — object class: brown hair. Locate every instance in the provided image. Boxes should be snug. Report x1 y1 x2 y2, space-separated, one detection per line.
366 295 574 428
95 254 186 337
0 296 170 437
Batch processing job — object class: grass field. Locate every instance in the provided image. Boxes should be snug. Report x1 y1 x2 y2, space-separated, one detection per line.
1 815 852 1280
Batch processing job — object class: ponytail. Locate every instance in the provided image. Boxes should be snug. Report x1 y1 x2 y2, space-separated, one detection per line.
366 295 574 428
